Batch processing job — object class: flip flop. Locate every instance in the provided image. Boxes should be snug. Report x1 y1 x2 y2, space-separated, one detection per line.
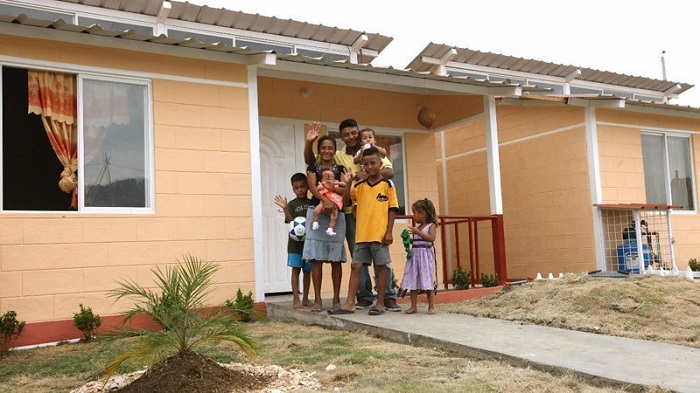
368 306 384 316
327 309 354 315
310 304 323 312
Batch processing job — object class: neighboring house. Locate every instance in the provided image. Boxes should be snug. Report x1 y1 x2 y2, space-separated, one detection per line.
408 43 700 280
1 1 697 346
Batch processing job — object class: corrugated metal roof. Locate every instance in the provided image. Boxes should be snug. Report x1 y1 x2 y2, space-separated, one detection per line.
0 13 525 96
57 0 393 61
2 12 700 116
407 43 693 95
0 13 264 55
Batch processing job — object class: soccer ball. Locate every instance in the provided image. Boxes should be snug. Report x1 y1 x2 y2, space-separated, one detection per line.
289 216 306 241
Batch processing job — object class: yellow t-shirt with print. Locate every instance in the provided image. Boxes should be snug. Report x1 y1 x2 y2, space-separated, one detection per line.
333 146 392 213
350 178 399 243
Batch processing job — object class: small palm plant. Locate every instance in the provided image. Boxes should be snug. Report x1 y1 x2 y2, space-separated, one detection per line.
104 254 256 381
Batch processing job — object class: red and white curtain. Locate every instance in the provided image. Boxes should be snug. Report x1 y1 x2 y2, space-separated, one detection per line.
27 70 78 208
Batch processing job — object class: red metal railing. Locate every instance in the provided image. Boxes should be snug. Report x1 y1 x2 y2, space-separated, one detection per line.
398 214 507 287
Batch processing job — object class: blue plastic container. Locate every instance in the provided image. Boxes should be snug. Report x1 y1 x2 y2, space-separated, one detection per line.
616 240 651 272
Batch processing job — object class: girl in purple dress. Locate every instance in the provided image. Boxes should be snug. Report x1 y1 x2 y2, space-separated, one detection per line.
401 198 438 315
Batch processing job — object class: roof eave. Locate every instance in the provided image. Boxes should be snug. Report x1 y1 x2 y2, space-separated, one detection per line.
259 58 522 96
0 20 259 65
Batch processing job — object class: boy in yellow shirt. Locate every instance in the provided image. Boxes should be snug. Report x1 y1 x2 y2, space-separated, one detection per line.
331 147 399 315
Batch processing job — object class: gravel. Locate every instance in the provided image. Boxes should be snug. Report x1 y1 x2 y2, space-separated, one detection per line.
70 363 321 393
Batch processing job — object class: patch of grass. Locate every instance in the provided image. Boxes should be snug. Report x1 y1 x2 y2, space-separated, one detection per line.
0 338 146 386
274 337 388 367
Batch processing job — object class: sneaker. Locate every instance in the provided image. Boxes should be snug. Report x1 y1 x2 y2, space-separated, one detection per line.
384 298 401 312
355 298 373 309
311 222 319 230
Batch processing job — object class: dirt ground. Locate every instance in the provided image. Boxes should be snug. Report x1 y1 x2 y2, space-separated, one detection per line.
441 273 700 348
7 273 694 392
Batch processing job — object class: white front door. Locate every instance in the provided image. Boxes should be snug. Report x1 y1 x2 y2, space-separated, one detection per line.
260 121 307 294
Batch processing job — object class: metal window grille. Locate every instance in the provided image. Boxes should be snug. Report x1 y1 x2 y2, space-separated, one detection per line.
598 205 677 273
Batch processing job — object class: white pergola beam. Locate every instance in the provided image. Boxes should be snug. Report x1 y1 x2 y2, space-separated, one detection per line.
359 48 379 58
663 83 682 96
421 55 442 65
564 68 581 82
156 1 172 24
567 97 625 108
351 34 369 52
440 48 458 65
247 53 276 66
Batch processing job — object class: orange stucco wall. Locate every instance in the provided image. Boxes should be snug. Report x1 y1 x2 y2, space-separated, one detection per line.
0 35 253 325
597 108 700 268
439 104 595 279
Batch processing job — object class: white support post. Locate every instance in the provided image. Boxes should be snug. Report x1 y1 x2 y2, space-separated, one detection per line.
666 209 677 270
634 211 644 272
247 65 265 303
440 130 453 274
483 95 503 215
585 107 605 270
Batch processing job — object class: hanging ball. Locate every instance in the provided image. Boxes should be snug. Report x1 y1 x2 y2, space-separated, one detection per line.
417 106 435 129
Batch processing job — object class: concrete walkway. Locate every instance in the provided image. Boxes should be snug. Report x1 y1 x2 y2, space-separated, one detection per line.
266 299 700 393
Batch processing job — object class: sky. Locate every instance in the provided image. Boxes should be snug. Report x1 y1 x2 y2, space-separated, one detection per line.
191 0 700 107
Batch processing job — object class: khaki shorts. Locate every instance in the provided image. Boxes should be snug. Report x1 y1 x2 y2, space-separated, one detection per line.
353 242 391 266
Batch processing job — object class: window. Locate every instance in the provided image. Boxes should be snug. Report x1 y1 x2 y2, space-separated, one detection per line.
1 66 152 212
82 77 151 209
329 131 406 215
642 132 695 211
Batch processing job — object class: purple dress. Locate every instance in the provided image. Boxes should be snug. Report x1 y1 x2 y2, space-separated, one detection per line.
401 223 436 291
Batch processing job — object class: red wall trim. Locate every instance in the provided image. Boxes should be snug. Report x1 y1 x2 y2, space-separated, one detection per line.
9 302 268 349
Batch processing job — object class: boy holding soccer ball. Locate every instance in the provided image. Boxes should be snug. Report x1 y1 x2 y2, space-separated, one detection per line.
274 173 313 309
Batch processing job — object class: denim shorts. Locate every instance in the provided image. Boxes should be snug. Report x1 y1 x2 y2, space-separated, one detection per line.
287 253 312 272
353 242 391 266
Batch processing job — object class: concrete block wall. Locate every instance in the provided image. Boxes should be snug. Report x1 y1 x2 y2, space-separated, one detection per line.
0 35 252 323
439 105 595 280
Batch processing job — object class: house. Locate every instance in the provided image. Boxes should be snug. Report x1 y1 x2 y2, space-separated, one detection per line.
0 0 513 346
407 43 700 280
1 1 697 347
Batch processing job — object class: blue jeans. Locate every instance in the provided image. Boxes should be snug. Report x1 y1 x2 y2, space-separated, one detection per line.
345 213 397 302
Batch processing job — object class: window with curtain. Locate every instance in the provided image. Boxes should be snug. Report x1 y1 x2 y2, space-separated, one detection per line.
641 132 695 211
1 66 152 212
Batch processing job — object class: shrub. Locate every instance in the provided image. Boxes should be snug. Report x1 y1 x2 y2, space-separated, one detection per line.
105 255 256 381
689 258 700 272
1 310 26 355
481 273 500 288
225 289 257 322
451 267 471 290
73 304 102 343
